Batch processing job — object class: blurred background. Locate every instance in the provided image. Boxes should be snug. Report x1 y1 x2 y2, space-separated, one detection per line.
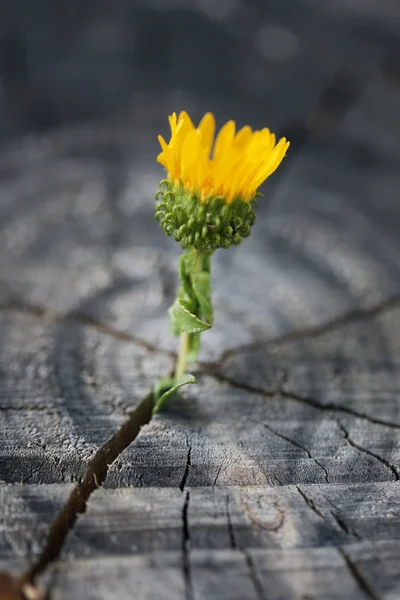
0 0 398 145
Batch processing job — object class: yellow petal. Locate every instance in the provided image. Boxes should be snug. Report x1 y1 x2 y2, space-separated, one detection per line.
157 135 173 169
178 111 195 132
174 113 195 163
157 151 167 167
226 161 249 201
168 113 177 137
157 112 289 203
250 138 289 189
213 147 240 191
213 120 236 162
238 162 262 196
198 112 216 156
180 128 198 182
157 134 168 152
234 126 252 148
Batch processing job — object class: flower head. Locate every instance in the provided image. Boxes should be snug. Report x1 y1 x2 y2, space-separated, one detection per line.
157 111 289 204
155 112 289 251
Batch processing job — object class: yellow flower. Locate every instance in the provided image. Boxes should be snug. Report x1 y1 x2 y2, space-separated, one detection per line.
157 111 289 204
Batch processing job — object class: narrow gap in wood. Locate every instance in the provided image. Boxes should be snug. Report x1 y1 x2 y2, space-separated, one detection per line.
209 370 277 397
21 391 154 586
260 421 330 483
0 301 175 357
182 491 194 600
296 486 326 521
3 293 400 374
225 493 267 599
0 573 46 600
320 494 361 539
179 437 192 493
337 421 400 481
212 462 223 487
209 370 400 430
225 494 237 550
298 487 361 541
282 390 400 431
339 548 383 600
330 512 361 540
214 294 400 366
243 552 268 600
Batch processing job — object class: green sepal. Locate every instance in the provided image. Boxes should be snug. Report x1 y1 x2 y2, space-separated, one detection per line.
152 374 197 414
155 181 257 252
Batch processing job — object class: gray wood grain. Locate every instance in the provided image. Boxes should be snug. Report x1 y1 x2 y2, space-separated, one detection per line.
50 485 400 599
0 312 172 484
0 484 73 563
61 484 400 556
44 547 386 600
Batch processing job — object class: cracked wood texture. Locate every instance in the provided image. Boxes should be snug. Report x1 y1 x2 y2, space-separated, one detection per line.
1 1 400 599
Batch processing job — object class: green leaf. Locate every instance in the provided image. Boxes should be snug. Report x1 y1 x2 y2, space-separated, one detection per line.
153 377 175 402
169 298 211 334
153 373 197 414
192 271 213 326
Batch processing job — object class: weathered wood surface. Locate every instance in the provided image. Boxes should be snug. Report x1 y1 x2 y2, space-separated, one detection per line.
1 1 400 598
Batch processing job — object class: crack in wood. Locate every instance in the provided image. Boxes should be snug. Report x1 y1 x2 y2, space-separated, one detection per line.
330 512 361 540
210 371 400 430
314 459 330 484
0 302 175 358
282 390 400 431
337 421 400 481
179 438 192 493
260 421 329 483
0 573 47 600
296 486 326 521
22 458 50 484
4 295 400 379
243 551 267 600
225 494 237 550
209 370 279 397
213 462 224 487
21 392 154 586
182 491 194 600
297 487 363 542
225 495 267 598
215 294 400 365
321 494 361 539
339 547 383 600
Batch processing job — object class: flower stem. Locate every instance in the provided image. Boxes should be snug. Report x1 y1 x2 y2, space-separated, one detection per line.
174 331 190 381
